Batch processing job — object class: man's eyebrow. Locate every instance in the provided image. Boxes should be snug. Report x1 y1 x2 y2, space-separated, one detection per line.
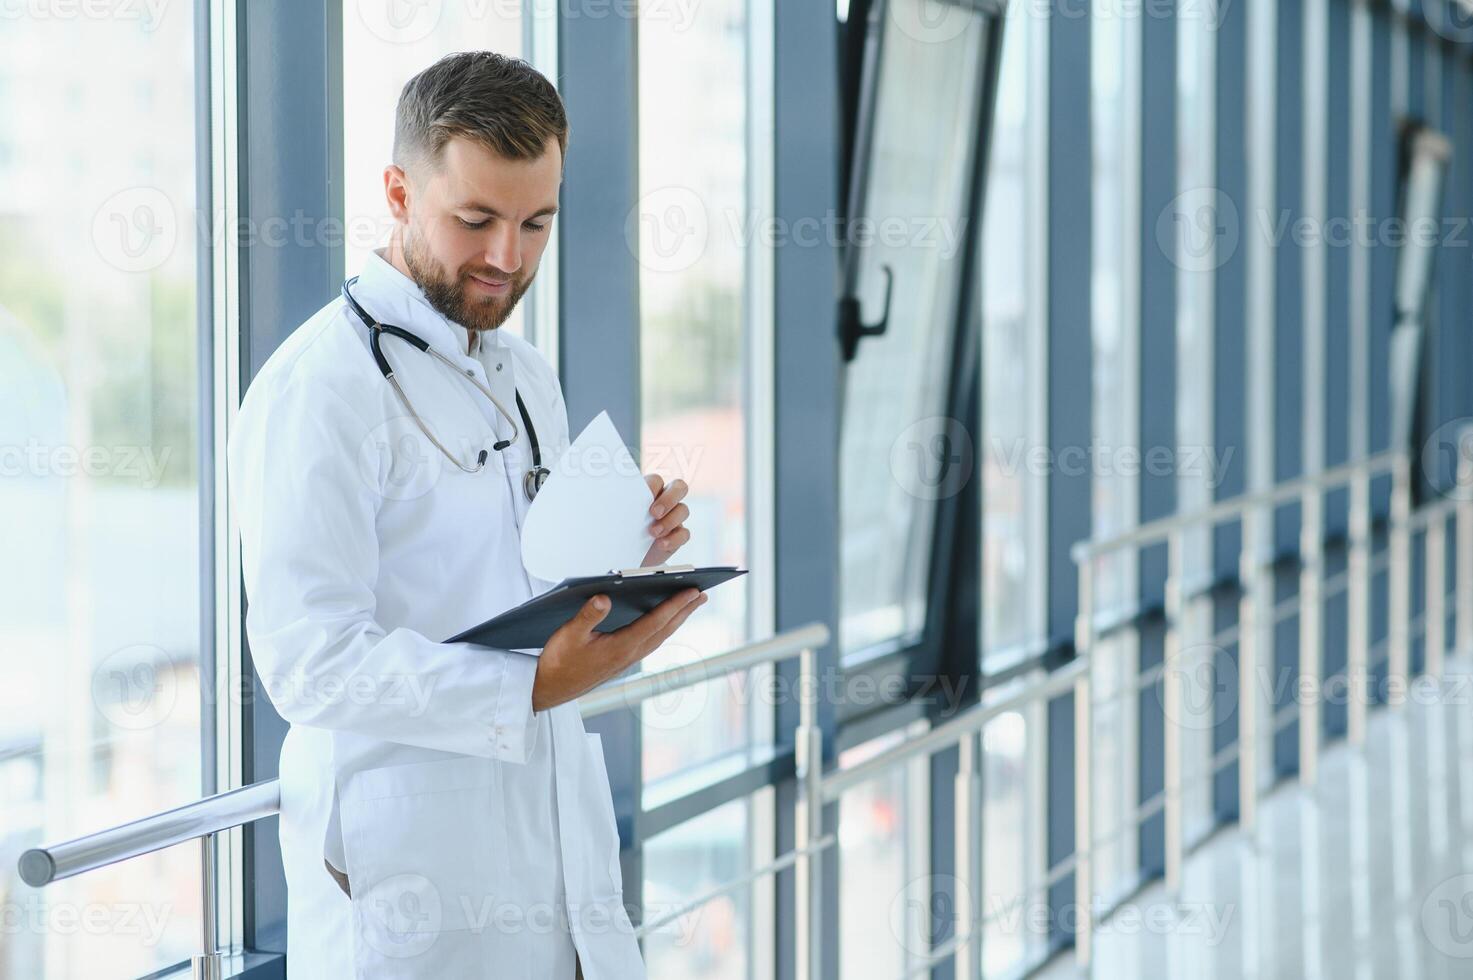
458 202 560 219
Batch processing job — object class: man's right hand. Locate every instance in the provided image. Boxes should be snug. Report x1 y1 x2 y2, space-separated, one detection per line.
530 588 707 713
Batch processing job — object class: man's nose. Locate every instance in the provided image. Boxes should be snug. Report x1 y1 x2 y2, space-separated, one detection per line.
483 223 522 277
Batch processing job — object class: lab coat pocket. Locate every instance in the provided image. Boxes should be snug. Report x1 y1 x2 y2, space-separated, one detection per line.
582 733 624 895
339 757 505 972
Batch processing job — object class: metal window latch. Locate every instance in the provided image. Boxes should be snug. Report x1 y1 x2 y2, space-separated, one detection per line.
838 263 894 362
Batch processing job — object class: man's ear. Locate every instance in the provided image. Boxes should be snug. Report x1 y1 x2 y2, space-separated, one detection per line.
384 164 411 222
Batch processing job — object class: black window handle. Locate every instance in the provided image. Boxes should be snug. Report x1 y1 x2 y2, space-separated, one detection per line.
838 263 894 362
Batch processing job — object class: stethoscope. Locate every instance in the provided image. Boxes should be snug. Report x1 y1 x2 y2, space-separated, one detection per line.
341 276 551 501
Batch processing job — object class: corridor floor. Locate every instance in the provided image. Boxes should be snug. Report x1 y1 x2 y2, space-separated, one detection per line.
1041 659 1473 979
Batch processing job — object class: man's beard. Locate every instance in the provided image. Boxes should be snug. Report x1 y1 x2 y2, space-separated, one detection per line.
403 230 532 335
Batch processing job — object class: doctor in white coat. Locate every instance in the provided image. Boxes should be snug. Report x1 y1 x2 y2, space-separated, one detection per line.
228 52 703 979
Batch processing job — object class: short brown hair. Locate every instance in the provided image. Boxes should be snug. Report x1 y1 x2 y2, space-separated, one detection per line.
393 52 568 173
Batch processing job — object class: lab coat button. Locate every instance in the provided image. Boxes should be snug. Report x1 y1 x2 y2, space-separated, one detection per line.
495 362 503 372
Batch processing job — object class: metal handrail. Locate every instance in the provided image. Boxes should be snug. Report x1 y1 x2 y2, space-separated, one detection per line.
17 622 830 980
1066 434 1473 972
820 658 1086 803
1070 447 1401 563
580 622 830 718
20 439 1472 980
18 780 280 888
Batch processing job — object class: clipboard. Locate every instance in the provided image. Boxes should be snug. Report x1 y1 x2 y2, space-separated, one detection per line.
446 564 748 651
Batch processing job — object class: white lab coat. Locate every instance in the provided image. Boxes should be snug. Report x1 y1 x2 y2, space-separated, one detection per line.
228 249 645 979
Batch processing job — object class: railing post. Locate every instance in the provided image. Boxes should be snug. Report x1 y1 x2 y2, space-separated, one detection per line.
1426 514 1447 681
1388 454 1413 706
1239 507 1262 829
1347 466 1371 745
954 732 983 979
1163 530 1185 895
1458 436 1473 657
191 831 222 980
1073 558 1094 971
1299 485 1324 785
795 647 823 980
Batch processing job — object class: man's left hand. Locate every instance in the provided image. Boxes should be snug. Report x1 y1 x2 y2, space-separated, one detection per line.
642 474 691 566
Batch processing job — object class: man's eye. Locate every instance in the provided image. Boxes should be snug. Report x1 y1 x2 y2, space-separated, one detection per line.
457 217 489 230
524 221 549 233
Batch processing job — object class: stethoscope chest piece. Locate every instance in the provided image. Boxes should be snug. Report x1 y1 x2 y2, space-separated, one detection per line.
524 465 551 502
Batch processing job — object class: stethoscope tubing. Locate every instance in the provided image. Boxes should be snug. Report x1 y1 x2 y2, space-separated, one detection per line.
341 276 551 498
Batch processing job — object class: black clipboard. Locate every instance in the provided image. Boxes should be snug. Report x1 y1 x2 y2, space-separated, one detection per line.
446 564 748 651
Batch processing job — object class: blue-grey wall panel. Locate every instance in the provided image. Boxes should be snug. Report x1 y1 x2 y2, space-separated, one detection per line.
1210 0 1249 825
1407 25 1426 118
1436 46 1469 494
1272 565 1301 774
1045 0 1092 946
1275 0 1306 556
558 17 640 442
237 0 344 955
1369 4 1394 463
1325 0 1352 529
1139 1 1177 599
556 0 647 905
1322 543 1351 736
1135 0 1176 890
771 1 841 977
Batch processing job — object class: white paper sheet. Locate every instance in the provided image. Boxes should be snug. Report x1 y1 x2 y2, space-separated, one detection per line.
520 410 655 583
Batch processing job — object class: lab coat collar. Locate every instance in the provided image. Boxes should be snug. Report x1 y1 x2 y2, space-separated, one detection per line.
352 247 506 360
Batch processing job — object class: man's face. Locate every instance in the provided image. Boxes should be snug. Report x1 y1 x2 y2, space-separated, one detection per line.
391 135 561 334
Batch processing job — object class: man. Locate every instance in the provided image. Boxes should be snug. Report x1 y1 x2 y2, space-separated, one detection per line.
229 52 702 978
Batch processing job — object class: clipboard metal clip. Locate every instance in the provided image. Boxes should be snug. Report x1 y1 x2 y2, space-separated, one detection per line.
614 564 697 578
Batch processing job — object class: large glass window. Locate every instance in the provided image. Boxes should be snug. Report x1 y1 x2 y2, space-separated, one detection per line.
1091 3 1140 618
980 4 1046 665
837 723 930 979
839 0 991 661
1086 6 1144 921
633 7 776 978
634 0 769 781
979 701 1046 977
641 799 751 980
1176 0 1217 583
0 8 203 977
1090 630 1142 906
